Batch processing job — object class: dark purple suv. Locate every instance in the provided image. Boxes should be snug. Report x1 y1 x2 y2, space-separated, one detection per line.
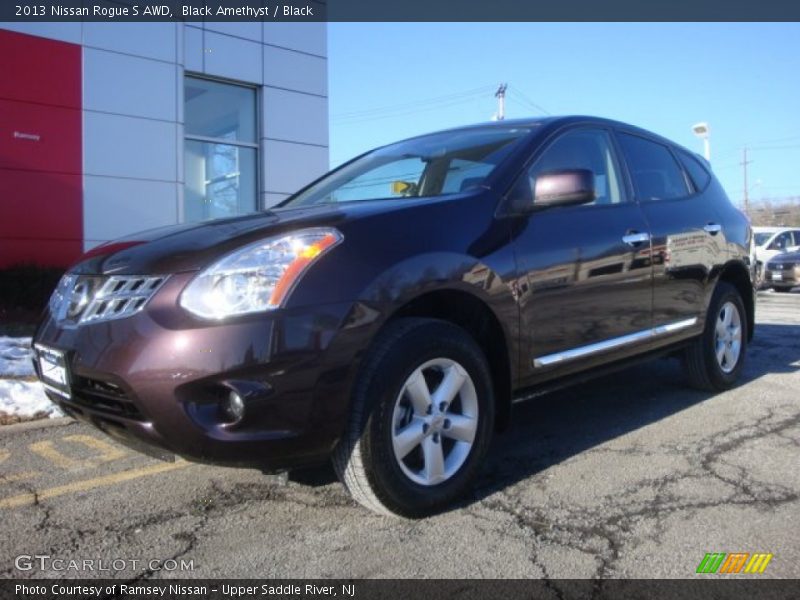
34 117 754 516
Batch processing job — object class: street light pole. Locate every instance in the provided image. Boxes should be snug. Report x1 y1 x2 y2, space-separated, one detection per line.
691 122 711 161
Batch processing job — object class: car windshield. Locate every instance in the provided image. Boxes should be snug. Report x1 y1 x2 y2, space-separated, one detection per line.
754 232 774 246
281 126 532 207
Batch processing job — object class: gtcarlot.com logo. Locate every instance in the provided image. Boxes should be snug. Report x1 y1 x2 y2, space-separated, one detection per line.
14 555 195 573
696 552 773 574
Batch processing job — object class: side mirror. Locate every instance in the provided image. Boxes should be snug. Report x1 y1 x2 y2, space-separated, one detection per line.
533 169 595 208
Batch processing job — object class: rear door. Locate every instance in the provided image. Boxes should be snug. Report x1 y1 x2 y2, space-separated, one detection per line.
615 131 725 333
511 126 654 383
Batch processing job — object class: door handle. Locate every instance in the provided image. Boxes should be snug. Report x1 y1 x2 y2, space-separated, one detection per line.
704 223 722 235
622 231 651 246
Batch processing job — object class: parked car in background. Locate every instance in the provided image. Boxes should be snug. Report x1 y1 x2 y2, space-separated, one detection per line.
765 249 800 292
753 227 800 287
34 116 753 517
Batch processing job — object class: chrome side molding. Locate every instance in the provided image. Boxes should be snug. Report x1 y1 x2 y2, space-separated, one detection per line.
533 317 698 368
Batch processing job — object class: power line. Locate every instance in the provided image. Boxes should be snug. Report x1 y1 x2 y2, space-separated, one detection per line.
331 85 495 121
331 95 491 125
747 144 800 151
748 134 800 145
508 87 551 116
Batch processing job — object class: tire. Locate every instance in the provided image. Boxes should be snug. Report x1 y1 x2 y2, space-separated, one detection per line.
774 287 794 293
333 317 495 518
754 264 765 289
684 282 748 391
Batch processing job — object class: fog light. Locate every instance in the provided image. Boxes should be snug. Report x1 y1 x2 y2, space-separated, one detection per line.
222 391 245 423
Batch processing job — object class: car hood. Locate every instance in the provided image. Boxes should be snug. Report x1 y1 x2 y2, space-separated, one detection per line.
71 200 426 275
769 250 800 264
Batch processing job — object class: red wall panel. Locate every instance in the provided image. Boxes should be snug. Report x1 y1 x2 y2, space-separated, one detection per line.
0 29 81 109
0 170 82 240
0 30 82 268
0 99 81 174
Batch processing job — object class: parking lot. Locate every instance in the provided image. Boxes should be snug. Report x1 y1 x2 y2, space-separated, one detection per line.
1 291 798 579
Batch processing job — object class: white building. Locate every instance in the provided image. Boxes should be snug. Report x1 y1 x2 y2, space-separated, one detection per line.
0 22 328 267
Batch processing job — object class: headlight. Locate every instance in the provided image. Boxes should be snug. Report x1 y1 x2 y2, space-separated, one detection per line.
49 273 77 320
179 228 342 319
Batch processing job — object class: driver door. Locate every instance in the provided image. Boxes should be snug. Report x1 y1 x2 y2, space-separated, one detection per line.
511 127 654 384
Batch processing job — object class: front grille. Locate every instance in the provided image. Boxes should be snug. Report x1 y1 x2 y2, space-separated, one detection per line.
67 376 145 420
51 274 166 325
80 276 166 324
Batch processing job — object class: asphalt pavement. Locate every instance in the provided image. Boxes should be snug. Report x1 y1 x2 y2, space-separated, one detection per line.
1 291 798 579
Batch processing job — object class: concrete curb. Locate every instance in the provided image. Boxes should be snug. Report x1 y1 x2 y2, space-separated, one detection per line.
0 416 75 435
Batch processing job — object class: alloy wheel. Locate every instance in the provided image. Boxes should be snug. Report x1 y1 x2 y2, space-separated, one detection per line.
390 358 479 486
714 301 743 374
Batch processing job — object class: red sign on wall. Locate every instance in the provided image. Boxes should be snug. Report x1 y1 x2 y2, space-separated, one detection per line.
0 29 82 268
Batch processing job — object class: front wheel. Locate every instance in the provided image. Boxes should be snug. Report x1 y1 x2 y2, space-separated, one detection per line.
333 318 495 517
684 282 748 391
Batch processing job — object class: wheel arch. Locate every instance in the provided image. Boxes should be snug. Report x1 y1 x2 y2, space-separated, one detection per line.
387 288 514 432
715 260 755 342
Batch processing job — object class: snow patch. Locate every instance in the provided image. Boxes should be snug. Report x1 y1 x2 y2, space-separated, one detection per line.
0 379 64 418
0 336 35 378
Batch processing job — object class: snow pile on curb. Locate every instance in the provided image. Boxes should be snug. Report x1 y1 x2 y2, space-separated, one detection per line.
0 336 36 377
0 336 64 420
0 380 63 419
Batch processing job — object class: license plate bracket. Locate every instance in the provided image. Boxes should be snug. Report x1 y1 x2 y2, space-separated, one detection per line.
35 345 71 399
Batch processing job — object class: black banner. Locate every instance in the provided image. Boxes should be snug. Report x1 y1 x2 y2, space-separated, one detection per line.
2 0 800 22
2 580 800 600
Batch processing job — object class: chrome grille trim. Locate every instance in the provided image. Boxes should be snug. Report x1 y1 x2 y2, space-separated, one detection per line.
53 275 167 325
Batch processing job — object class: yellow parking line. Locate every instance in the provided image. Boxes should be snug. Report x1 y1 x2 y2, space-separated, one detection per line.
29 440 87 470
29 435 127 470
0 461 191 509
0 450 38 483
3 471 40 482
65 434 127 462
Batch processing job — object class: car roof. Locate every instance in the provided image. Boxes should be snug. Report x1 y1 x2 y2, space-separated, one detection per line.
397 115 700 158
753 226 796 233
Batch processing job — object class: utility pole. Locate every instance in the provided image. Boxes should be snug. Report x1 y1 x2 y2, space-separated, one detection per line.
495 84 507 121
741 147 753 216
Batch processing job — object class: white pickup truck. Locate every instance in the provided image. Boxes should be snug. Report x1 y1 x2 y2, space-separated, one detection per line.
753 226 800 286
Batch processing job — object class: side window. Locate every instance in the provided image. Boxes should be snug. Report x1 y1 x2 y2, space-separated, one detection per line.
442 159 494 193
617 133 690 201
769 232 792 251
330 157 427 203
523 129 623 207
677 150 711 192
792 231 800 247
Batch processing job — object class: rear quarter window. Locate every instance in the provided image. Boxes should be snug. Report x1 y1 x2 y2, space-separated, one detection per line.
677 150 712 192
617 133 690 201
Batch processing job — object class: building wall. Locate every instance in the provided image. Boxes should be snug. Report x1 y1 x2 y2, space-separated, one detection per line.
0 22 329 267
0 30 82 266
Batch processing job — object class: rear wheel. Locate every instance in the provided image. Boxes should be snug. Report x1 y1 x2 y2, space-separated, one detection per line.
755 263 765 289
333 318 494 517
684 282 747 391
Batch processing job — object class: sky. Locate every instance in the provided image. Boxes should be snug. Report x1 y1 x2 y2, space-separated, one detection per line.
327 23 800 205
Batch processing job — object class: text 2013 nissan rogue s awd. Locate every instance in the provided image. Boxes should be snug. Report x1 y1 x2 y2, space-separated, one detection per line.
34 116 754 517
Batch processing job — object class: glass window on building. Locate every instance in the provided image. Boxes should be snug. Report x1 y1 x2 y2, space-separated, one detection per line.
184 77 258 222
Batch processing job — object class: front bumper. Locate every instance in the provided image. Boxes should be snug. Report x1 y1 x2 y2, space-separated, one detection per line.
33 273 369 471
765 265 799 288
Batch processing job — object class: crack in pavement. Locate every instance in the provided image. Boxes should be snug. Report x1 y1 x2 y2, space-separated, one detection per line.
468 404 800 581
